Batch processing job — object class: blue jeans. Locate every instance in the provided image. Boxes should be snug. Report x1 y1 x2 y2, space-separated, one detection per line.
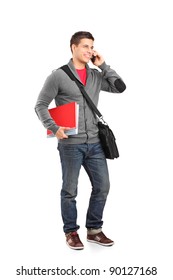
58 142 110 233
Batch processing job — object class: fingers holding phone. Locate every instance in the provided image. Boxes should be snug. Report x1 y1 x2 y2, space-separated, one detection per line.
91 51 104 66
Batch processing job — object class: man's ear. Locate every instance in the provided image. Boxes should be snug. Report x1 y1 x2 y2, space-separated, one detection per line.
71 44 76 54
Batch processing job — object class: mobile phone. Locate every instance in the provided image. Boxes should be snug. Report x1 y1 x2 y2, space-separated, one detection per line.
91 55 96 63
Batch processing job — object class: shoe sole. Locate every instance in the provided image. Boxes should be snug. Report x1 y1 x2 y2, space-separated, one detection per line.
66 242 84 250
87 239 114 246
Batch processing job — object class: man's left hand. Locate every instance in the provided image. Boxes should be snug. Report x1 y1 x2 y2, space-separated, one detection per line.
92 51 105 67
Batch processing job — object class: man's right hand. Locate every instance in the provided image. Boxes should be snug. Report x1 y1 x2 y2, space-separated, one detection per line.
55 127 71 139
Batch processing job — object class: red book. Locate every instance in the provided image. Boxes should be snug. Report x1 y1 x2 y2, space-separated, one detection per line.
47 102 79 137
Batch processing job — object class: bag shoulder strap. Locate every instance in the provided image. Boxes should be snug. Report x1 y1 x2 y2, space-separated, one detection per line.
60 65 103 120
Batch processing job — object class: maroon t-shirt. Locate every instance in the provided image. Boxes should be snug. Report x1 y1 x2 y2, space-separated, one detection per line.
76 68 87 86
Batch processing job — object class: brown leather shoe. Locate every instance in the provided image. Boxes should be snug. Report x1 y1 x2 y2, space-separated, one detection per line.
66 232 84 250
87 231 114 246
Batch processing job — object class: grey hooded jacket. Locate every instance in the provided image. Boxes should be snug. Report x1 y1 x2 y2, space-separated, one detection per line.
35 59 126 144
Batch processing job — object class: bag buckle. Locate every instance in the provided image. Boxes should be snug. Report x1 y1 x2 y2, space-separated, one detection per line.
98 116 108 125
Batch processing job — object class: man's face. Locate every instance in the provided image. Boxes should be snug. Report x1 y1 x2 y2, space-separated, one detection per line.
72 38 94 64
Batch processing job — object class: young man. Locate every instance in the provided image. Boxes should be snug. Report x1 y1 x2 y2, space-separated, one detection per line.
35 31 126 250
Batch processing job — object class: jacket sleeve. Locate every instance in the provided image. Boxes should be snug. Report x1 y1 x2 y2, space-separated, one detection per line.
34 72 59 135
99 62 126 93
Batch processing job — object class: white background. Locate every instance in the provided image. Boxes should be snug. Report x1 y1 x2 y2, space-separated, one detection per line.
0 0 173 279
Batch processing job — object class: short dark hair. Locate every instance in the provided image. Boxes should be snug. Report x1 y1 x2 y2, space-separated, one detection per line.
70 31 94 52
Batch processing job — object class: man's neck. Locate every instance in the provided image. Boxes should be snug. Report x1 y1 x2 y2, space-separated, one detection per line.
72 58 86 69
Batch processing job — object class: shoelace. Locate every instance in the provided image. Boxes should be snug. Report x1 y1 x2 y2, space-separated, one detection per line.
97 232 108 241
70 232 81 242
